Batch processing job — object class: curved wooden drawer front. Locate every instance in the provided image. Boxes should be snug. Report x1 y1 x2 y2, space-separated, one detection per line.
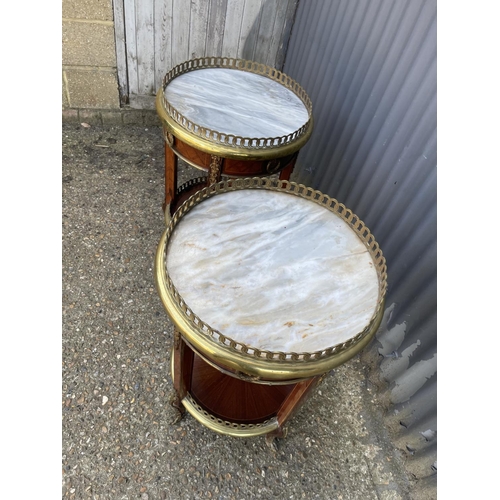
174 136 298 177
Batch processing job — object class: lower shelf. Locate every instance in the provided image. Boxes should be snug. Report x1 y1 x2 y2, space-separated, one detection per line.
170 343 297 436
181 393 280 437
189 351 295 424
170 177 207 214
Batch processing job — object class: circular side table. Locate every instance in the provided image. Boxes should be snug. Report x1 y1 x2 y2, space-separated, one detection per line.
156 57 313 218
155 178 387 447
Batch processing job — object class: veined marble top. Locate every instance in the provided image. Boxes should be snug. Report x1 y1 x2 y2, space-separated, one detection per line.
166 190 379 353
164 68 309 139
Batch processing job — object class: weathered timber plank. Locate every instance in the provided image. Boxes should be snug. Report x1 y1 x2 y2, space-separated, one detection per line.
136 0 155 95
189 0 210 60
252 0 279 66
262 0 290 68
205 0 228 56
172 0 191 65
221 0 245 58
123 0 138 95
154 0 173 90
275 0 299 69
238 0 263 60
113 0 129 103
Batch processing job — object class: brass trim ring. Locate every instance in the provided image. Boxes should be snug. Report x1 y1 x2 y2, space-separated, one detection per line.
182 395 280 437
169 346 279 436
156 57 314 160
155 178 387 381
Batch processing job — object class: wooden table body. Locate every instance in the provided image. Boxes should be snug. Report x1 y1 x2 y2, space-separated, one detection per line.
156 182 387 443
171 328 324 443
162 128 298 215
156 59 313 216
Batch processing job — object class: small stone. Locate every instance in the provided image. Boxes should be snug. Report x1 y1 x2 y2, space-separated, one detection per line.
102 396 108 405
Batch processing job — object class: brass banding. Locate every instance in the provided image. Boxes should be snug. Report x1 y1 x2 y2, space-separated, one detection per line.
168 143 209 173
181 394 280 437
164 130 174 147
156 57 314 159
155 177 387 381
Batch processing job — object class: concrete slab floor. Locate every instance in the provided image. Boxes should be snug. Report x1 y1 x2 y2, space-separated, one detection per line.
62 123 414 499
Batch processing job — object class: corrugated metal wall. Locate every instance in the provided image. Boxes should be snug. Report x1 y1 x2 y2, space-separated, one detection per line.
283 0 437 489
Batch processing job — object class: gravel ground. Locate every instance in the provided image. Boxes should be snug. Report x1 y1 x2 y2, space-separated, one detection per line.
61 123 413 500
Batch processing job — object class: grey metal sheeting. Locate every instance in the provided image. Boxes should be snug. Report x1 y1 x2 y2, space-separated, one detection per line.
283 0 437 490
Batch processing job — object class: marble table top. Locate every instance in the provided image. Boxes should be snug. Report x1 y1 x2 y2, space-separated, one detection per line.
164 68 309 139
166 190 380 354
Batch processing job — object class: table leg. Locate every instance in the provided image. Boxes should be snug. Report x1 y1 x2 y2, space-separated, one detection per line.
163 130 177 214
170 329 194 423
278 154 298 181
265 374 326 450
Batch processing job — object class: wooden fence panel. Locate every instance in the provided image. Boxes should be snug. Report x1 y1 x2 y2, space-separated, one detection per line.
115 0 299 108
